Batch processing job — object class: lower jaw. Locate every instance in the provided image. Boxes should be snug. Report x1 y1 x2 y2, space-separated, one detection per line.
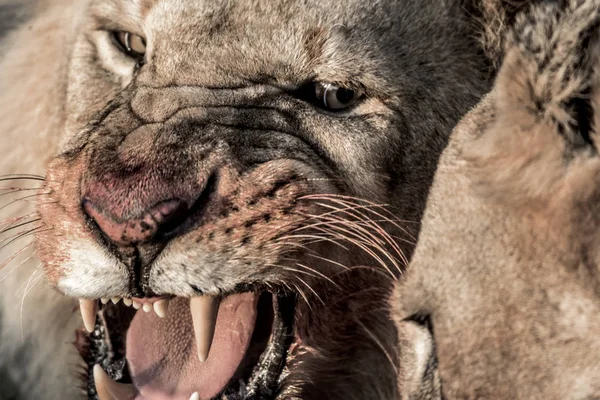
80 291 295 400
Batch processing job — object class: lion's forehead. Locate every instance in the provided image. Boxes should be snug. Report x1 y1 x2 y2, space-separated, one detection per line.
89 0 403 88
95 0 378 39
145 0 379 31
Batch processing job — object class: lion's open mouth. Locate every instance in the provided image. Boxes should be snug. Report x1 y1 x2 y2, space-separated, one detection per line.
82 289 295 400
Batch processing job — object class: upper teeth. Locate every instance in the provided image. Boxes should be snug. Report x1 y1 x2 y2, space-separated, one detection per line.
80 295 221 363
79 298 171 321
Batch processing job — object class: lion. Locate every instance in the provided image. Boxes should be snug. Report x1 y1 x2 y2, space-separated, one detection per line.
0 0 494 399
393 0 600 398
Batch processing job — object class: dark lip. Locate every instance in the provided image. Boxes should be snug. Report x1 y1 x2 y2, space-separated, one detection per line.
83 290 296 400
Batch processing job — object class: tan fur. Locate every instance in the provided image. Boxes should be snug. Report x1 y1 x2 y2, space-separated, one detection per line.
393 0 600 398
0 2 86 399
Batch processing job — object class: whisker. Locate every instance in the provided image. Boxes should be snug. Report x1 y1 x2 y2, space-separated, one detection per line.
333 286 383 303
276 279 295 295
275 233 350 251
264 263 322 281
0 174 45 182
331 265 392 279
312 198 415 248
357 319 398 375
0 188 43 199
0 251 36 284
304 253 350 271
296 263 341 289
308 225 397 279
293 218 385 244
33 200 59 206
0 186 44 190
293 283 313 313
279 236 341 250
292 202 390 232
0 213 38 230
303 194 418 237
0 192 50 212
297 198 413 252
307 222 400 277
0 226 48 250
1 218 42 235
273 240 316 255
14 264 39 297
0 242 34 274
295 276 325 306
20 266 44 340
316 211 407 270
0 225 44 244
295 198 410 272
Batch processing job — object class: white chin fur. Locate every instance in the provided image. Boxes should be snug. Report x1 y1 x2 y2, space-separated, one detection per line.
57 240 130 298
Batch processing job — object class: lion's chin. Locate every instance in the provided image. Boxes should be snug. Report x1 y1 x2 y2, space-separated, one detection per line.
82 290 295 400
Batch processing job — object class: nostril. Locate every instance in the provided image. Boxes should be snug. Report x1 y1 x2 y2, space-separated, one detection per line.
150 199 190 237
82 198 189 246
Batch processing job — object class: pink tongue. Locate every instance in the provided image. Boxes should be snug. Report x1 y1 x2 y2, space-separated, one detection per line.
126 294 258 400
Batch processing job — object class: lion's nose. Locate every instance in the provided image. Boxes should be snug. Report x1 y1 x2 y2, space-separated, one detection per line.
82 198 189 246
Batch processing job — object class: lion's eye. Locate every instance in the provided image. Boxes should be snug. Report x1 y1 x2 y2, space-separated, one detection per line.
314 83 362 111
113 31 147 59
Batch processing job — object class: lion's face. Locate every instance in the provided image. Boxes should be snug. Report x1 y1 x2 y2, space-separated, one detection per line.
393 1 600 398
30 0 488 398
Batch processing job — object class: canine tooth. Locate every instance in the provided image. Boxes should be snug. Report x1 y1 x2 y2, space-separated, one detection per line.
132 300 142 310
93 364 138 400
190 296 220 362
189 393 200 400
111 297 120 305
79 299 97 333
123 298 133 307
101 298 110 305
154 299 168 318
143 303 153 313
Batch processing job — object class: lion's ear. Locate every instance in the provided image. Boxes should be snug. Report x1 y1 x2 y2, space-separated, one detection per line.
464 0 533 66
464 0 600 205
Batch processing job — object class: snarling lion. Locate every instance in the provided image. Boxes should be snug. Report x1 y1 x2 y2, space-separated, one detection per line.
393 0 600 398
0 0 493 399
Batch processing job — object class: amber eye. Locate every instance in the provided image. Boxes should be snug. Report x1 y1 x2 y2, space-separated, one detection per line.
113 31 147 59
314 82 363 111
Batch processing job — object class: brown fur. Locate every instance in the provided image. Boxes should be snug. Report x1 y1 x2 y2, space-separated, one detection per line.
393 0 600 398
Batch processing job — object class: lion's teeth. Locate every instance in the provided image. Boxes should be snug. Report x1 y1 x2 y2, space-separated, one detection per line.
111 297 121 305
132 300 142 310
190 296 220 362
79 299 97 333
189 392 200 400
101 298 110 305
142 303 153 313
123 298 133 307
93 364 138 400
154 299 168 318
